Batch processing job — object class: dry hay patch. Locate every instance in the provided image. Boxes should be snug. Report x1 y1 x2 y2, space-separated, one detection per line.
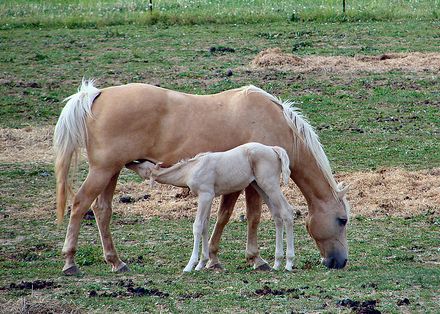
0 126 54 163
110 168 439 220
251 48 440 73
2 127 438 220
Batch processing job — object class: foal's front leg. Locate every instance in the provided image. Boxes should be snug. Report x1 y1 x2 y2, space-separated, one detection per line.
183 192 214 272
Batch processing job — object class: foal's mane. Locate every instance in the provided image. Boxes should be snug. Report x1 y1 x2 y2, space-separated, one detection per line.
243 85 341 197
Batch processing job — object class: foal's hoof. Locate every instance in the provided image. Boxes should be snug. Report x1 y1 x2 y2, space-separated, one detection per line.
207 263 224 271
254 263 272 271
114 262 130 273
63 265 80 276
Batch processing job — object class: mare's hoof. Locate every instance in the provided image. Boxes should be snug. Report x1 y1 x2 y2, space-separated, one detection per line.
115 262 130 273
207 263 224 271
63 265 80 276
254 263 272 271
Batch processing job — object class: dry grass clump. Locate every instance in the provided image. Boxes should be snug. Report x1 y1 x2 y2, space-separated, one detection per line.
0 126 53 163
337 168 440 217
0 295 81 314
111 168 439 220
2 127 438 220
251 48 304 67
251 49 440 73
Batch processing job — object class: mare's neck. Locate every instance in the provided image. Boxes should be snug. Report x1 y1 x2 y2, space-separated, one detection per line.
291 148 337 211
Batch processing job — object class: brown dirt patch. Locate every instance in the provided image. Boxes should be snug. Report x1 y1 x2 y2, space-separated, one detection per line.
251 49 440 73
2 127 438 220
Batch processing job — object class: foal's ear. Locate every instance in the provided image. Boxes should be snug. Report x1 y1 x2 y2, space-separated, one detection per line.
154 162 163 170
337 182 350 198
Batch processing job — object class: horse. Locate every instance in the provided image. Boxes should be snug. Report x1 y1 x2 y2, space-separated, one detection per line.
127 142 295 272
54 80 350 275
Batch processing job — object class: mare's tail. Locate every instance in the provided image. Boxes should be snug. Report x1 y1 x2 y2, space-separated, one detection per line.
272 146 291 186
53 79 100 224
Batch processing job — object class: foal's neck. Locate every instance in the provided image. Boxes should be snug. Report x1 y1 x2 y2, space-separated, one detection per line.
153 161 192 188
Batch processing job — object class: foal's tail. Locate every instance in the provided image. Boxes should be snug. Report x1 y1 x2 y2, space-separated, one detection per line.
53 79 100 224
272 146 291 186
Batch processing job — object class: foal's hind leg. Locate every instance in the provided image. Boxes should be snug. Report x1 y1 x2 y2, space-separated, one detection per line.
245 185 270 270
255 181 295 271
62 168 115 275
92 171 128 272
207 191 241 269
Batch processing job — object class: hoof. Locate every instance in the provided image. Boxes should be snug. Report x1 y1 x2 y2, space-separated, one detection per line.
63 265 80 276
254 263 272 271
115 262 130 273
207 263 224 271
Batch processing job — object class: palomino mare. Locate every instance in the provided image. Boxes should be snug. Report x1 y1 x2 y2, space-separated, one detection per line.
54 80 350 275
127 143 295 272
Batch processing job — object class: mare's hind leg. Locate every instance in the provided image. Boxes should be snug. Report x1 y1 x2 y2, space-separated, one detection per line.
207 191 241 269
245 185 270 270
92 171 128 272
62 168 115 275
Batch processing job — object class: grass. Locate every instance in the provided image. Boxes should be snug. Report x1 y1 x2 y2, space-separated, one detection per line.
0 214 439 313
0 0 439 29
1 20 439 171
1 2 439 313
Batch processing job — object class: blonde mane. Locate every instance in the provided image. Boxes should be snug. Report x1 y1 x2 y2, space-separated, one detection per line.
243 85 341 197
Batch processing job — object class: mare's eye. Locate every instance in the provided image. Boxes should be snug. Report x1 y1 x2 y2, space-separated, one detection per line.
338 218 348 226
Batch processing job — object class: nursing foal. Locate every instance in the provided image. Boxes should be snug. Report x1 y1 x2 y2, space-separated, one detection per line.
127 142 295 272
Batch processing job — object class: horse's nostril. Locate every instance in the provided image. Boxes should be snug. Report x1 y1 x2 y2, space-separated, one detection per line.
329 258 336 269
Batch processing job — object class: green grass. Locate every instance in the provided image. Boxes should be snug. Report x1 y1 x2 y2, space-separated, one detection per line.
0 0 439 29
0 214 439 313
1 20 439 171
1 3 439 313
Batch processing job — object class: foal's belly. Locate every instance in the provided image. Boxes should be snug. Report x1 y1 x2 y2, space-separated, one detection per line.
213 177 254 196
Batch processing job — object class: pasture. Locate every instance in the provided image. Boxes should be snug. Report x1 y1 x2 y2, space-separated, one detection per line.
1 0 439 313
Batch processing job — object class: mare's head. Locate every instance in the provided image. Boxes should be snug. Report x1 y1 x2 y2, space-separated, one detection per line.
305 183 350 269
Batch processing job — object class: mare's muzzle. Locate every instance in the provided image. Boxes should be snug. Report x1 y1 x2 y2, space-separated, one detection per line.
322 254 347 269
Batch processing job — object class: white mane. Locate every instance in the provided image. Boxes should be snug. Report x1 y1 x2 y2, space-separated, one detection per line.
243 85 341 196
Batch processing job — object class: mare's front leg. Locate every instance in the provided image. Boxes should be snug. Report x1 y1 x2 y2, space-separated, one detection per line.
62 168 114 275
184 192 214 272
207 191 241 269
245 185 270 270
92 171 128 272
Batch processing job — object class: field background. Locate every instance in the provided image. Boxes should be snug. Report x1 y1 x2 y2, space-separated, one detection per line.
1 1 439 313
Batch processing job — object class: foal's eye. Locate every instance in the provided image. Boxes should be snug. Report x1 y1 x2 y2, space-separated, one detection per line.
338 218 348 226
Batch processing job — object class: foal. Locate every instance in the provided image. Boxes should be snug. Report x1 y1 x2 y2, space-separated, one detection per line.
127 142 295 272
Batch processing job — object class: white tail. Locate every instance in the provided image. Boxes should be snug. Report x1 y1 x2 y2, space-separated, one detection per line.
53 79 100 223
272 146 291 185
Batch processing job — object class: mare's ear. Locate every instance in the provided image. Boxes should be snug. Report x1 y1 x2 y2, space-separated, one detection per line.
337 181 350 198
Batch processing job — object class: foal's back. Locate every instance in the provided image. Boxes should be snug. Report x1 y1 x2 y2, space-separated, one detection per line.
189 143 282 196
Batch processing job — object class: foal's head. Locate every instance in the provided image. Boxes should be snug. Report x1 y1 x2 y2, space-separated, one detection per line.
305 184 350 269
